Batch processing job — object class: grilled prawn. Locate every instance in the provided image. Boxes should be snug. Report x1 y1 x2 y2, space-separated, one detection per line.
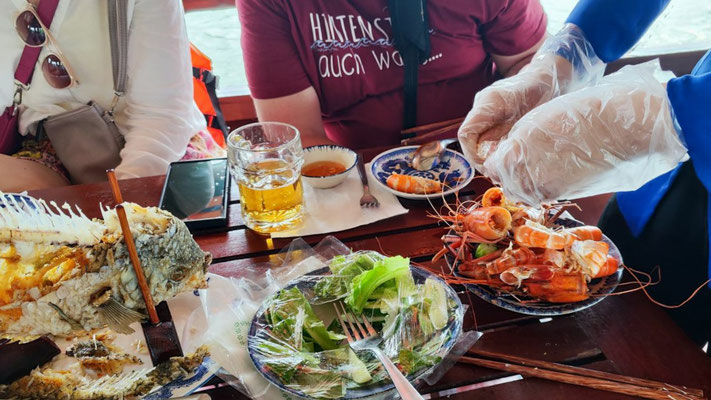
434 185 622 304
386 174 442 194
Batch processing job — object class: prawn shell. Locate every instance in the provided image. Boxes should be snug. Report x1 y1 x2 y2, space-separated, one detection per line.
565 226 603 241
485 247 536 275
524 272 590 303
594 255 620 279
513 221 574 250
571 240 610 279
500 264 555 286
460 206 512 241
482 187 505 208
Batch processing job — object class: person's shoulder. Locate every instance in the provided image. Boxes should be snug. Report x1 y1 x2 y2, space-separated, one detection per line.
236 0 286 12
478 0 543 23
438 0 516 22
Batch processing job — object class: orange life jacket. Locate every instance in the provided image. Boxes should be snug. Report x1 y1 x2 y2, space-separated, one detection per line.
190 43 228 148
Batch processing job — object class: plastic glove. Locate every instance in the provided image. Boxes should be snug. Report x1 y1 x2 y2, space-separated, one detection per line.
459 24 605 169
483 60 688 206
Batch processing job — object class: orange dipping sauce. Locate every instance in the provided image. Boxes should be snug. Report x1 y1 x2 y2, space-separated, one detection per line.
302 161 346 177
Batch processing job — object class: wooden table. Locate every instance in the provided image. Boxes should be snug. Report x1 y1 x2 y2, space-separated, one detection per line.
29 148 711 400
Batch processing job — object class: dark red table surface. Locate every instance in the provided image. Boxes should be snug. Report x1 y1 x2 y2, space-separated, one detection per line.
28 147 711 400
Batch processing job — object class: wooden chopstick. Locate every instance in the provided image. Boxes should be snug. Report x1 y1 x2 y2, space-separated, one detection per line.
468 349 705 398
400 117 465 135
401 121 463 145
460 355 705 400
106 170 160 325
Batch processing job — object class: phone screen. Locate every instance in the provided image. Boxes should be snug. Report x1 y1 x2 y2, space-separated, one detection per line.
160 158 229 222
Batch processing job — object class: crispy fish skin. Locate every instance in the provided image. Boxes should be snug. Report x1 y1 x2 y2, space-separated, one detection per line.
0 345 210 400
0 195 211 338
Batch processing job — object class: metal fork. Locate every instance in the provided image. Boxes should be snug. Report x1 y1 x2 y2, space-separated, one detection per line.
334 302 423 400
356 154 380 208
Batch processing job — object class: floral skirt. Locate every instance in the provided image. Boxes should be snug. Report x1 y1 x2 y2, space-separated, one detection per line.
12 137 71 182
12 129 226 182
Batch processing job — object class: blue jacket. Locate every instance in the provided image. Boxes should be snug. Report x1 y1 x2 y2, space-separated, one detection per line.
567 0 711 281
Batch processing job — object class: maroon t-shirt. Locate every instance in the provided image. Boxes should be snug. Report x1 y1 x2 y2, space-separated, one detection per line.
237 0 547 149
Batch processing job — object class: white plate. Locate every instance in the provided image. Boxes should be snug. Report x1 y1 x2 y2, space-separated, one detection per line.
369 146 474 200
47 287 218 399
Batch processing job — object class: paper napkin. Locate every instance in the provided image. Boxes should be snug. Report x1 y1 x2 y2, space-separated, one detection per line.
270 163 408 238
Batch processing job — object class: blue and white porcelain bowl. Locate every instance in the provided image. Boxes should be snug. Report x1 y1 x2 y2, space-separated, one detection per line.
302 145 357 189
370 146 474 200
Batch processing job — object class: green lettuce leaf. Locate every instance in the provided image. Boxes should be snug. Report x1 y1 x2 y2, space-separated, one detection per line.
267 287 343 351
346 256 410 315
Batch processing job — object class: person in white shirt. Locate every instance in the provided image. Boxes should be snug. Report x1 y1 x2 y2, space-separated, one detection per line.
1 0 219 191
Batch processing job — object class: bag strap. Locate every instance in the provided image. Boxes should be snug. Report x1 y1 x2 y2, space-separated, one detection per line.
107 0 129 113
388 0 431 130
11 0 61 108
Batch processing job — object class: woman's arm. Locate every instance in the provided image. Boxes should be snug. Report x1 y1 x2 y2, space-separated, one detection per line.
114 0 205 179
253 87 334 148
566 0 670 63
492 33 548 77
667 65 711 191
237 0 326 148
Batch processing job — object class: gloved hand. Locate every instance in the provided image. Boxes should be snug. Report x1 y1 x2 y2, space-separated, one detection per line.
482 60 689 206
459 24 605 170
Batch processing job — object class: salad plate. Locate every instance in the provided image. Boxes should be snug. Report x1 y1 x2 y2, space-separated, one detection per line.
247 252 464 399
448 217 624 317
370 146 474 200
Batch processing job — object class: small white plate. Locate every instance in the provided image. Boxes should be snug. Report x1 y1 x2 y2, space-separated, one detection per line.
370 146 474 200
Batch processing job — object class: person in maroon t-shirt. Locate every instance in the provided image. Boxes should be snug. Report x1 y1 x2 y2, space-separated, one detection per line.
236 0 548 148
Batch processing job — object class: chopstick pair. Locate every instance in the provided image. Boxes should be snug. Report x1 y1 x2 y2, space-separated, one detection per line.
459 349 705 400
106 170 183 365
400 117 465 145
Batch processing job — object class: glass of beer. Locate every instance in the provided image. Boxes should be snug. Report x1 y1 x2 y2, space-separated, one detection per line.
227 122 305 234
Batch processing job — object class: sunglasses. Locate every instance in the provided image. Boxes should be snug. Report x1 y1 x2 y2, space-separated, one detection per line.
15 6 78 89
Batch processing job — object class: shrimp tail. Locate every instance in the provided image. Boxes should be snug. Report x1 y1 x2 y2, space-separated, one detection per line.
594 255 620 278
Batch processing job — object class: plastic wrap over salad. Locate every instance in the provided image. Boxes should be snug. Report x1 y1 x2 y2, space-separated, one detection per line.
193 237 478 400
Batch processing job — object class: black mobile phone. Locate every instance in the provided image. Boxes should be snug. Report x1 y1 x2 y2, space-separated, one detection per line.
159 158 230 230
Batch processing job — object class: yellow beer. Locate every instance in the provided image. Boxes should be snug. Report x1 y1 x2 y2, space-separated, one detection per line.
228 122 305 233
237 159 304 233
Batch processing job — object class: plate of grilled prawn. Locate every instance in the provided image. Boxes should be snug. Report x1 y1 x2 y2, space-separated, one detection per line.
370 146 474 200
435 187 623 316
0 193 217 399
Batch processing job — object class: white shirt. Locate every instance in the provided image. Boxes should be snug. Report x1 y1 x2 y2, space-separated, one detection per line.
1 0 206 179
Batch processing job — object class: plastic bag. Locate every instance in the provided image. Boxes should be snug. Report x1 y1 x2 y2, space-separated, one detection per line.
459 24 606 170
483 60 688 206
192 236 478 399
